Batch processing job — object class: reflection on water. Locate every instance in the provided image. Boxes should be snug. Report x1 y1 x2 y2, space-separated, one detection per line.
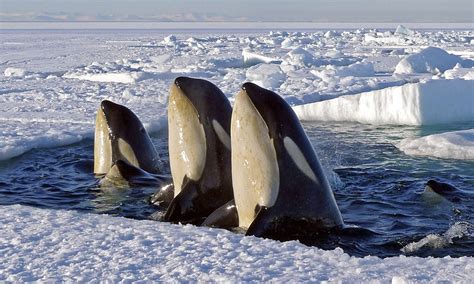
0 122 472 257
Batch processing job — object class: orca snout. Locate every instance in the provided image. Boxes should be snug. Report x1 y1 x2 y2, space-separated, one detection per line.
100 100 119 114
174 76 193 89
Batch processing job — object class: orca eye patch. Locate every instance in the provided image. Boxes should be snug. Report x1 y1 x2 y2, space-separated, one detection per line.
283 137 318 183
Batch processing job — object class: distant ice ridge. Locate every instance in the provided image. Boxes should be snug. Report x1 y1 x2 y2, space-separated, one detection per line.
401 222 474 254
394 47 473 74
293 79 474 126
397 129 474 160
1 204 472 282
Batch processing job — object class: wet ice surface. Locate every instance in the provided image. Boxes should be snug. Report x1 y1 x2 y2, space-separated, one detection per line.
0 26 473 280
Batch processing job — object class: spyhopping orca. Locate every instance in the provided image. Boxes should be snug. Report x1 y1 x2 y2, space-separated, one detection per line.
94 100 161 175
163 77 233 224
228 82 344 240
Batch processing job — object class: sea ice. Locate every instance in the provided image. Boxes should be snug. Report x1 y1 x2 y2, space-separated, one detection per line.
282 47 316 68
242 49 281 66
394 25 416 36
397 128 474 160
1 27 472 162
293 79 474 125
394 46 471 74
246 63 286 89
0 204 471 282
4 67 29 78
312 61 375 79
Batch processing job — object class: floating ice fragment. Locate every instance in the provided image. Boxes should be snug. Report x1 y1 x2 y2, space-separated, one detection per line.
394 47 470 74
397 128 474 160
4 67 28 78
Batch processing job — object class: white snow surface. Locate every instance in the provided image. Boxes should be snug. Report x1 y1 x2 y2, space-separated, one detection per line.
1 204 472 282
293 79 474 126
394 46 471 74
397 128 474 160
0 28 473 161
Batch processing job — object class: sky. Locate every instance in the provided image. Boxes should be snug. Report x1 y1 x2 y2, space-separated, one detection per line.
0 0 472 22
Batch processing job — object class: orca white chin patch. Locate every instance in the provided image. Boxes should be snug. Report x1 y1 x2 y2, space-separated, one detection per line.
94 107 112 174
231 89 279 229
283 137 318 183
168 84 207 196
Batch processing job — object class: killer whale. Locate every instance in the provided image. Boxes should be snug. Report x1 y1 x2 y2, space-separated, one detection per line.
163 77 233 224
94 100 161 175
230 82 344 240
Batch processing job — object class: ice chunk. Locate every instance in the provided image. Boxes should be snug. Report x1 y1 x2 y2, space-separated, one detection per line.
282 47 315 68
312 62 375 79
401 222 473 253
443 63 474 80
246 63 286 89
394 25 416 36
324 30 337 38
281 37 296 49
293 79 474 126
162 34 177 44
397 129 474 160
394 47 468 74
4 67 28 78
64 72 145 84
242 49 280 66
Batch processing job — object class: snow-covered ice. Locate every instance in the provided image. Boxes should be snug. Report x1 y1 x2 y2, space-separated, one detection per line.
293 79 474 126
246 63 286 89
1 204 472 282
397 128 474 160
2 27 472 162
394 46 473 74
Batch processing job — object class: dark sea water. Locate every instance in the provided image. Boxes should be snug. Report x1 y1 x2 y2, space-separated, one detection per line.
0 122 472 258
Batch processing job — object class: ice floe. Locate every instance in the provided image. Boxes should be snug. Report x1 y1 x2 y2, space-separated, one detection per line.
1 204 472 282
397 128 474 160
394 46 472 74
293 79 474 125
1 27 473 161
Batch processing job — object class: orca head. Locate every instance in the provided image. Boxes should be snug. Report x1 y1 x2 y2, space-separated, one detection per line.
231 83 283 228
94 100 160 175
232 82 343 230
424 179 462 203
168 77 232 196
